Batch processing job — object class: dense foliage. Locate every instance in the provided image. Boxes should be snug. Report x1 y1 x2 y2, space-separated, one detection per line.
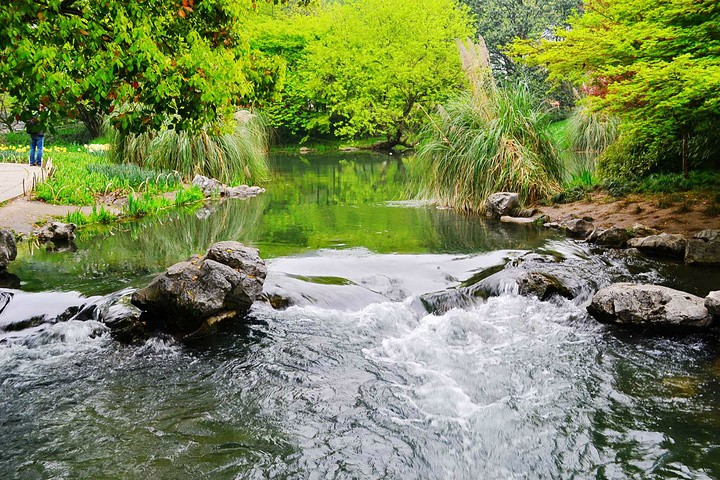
250 0 474 145
0 0 286 135
513 0 720 177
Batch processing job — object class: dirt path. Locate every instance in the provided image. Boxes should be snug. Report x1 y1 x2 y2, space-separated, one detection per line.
0 197 95 235
538 192 720 236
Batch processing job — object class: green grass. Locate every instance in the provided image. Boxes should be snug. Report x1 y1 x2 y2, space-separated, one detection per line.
412 84 564 211
26 147 181 205
65 204 118 226
108 112 269 185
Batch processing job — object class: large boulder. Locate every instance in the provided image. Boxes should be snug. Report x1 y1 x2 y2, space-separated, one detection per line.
587 283 714 328
685 229 720 265
131 242 266 338
485 192 520 218
564 218 594 238
0 229 17 269
588 227 630 248
628 233 687 258
37 222 76 242
706 291 720 316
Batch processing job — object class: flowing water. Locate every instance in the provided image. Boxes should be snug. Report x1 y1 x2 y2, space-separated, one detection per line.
1 153 720 479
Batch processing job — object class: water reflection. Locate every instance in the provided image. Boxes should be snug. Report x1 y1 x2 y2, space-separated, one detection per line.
9 153 559 294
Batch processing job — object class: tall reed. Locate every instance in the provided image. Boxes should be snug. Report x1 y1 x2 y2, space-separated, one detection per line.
568 105 620 153
108 111 269 185
412 38 563 210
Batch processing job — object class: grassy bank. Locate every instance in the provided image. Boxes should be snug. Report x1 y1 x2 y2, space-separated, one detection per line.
0 131 208 230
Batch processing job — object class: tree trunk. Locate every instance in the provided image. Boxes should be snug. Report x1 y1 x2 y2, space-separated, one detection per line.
77 103 103 139
681 127 689 179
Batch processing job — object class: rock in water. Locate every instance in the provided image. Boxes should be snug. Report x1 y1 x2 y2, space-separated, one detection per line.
132 242 266 338
485 192 520 218
587 283 714 328
563 218 594 238
0 229 17 269
37 222 76 242
706 291 720 316
588 227 630 248
628 233 687 258
685 229 720 265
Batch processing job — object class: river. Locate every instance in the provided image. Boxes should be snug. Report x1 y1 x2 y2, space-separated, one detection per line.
1 153 720 479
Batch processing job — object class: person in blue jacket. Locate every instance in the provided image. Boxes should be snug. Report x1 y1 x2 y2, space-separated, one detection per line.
26 111 44 167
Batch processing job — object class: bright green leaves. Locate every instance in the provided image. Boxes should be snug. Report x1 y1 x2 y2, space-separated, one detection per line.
0 0 269 134
303 0 474 142
511 0 720 175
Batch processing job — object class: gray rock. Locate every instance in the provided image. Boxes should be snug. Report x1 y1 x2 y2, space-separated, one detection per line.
0 229 17 269
706 291 720 316
628 233 687 258
587 283 714 328
631 223 658 237
225 185 266 198
95 292 148 344
588 227 630 248
517 271 575 301
563 218 594 238
131 242 266 338
339 146 359 152
192 175 225 196
500 216 535 225
544 222 561 229
37 222 76 242
685 229 720 265
485 192 520 218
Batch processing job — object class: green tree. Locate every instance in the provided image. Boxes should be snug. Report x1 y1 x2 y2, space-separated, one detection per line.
513 0 720 177
303 0 474 146
463 0 580 76
0 0 291 135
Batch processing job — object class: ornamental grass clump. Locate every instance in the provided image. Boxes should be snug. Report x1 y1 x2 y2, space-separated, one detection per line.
568 105 620 153
412 37 563 211
108 111 269 185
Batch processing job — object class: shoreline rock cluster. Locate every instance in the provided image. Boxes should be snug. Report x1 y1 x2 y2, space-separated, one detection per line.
486 192 720 265
192 175 265 199
486 192 720 331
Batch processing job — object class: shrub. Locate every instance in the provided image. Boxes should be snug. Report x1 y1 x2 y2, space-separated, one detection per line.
108 111 269 185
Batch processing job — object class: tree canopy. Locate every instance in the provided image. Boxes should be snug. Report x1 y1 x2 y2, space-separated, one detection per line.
512 0 720 175
462 0 580 76
0 0 287 134
305 0 474 143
